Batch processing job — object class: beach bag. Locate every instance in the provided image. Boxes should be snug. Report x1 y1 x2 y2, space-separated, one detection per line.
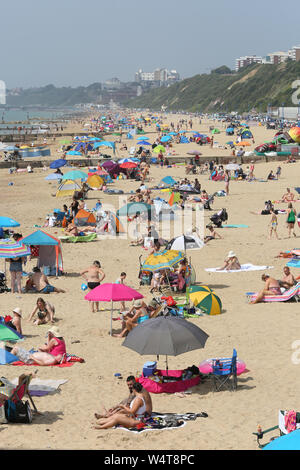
4 399 32 423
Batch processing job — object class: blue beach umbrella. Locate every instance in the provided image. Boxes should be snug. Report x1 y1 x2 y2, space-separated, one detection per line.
0 217 20 228
66 151 83 156
62 170 88 181
50 159 68 169
45 173 63 181
137 140 151 145
263 430 300 450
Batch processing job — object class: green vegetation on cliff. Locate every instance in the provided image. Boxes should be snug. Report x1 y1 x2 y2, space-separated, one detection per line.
126 61 300 113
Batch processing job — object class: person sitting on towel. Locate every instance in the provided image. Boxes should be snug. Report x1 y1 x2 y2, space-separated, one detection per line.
251 274 282 304
216 251 241 271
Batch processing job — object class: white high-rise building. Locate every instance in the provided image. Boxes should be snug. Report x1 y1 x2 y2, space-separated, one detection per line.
235 55 263 72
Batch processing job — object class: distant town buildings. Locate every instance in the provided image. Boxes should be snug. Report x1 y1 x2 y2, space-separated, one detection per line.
134 68 180 87
235 45 300 71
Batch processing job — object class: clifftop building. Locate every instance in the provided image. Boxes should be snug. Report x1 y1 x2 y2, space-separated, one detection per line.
135 68 180 87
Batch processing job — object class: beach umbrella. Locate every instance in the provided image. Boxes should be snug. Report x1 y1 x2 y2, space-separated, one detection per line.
0 217 20 228
142 250 185 272
122 316 209 371
0 322 23 342
84 283 143 335
120 162 137 169
137 140 152 145
153 145 166 153
49 159 68 169
166 234 204 251
118 158 137 164
263 429 300 450
0 240 31 259
137 136 149 140
62 170 87 181
117 202 152 218
189 286 222 315
161 136 171 143
234 141 250 147
187 150 202 155
86 174 104 189
45 173 63 181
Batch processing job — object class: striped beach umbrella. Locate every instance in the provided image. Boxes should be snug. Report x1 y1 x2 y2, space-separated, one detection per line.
189 286 222 315
0 240 31 258
142 250 185 272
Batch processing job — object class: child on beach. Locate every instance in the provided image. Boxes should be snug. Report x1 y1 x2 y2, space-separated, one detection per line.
268 209 279 239
116 272 127 311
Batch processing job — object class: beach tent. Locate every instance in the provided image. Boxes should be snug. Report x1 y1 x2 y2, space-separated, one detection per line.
56 179 81 197
105 213 125 234
22 230 63 275
74 209 96 227
86 174 104 189
180 136 189 144
240 129 253 140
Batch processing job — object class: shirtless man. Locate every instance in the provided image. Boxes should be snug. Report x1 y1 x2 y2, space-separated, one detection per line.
27 267 65 294
204 225 222 244
279 266 296 290
80 260 105 312
251 274 282 304
281 188 295 203
94 375 152 419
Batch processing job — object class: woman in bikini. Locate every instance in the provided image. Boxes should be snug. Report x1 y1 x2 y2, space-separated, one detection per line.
113 300 149 338
268 209 279 240
93 382 149 429
251 274 282 304
27 298 55 325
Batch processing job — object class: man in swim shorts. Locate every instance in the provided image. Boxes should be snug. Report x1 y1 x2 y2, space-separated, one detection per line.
28 267 65 294
80 261 105 312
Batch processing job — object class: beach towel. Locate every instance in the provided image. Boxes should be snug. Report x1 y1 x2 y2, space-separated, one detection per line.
221 224 249 228
285 410 297 433
279 410 300 435
9 378 68 397
205 264 273 273
59 233 97 243
287 259 300 268
116 412 207 433
11 353 84 367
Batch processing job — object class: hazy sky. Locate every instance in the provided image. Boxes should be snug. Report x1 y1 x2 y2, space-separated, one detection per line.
2 0 300 89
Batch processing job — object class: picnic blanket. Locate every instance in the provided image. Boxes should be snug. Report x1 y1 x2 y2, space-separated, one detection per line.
205 263 273 273
59 233 97 243
117 412 208 433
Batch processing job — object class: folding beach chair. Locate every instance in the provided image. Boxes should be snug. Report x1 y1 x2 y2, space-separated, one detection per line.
211 349 238 392
10 374 40 415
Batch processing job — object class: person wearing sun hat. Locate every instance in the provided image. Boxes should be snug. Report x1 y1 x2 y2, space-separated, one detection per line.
113 298 148 338
11 325 66 366
216 250 241 271
5 307 23 335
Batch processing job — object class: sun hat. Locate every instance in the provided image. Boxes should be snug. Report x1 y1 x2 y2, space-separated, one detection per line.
13 307 22 317
47 326 61 337
227 251 236 258
133 299 143 308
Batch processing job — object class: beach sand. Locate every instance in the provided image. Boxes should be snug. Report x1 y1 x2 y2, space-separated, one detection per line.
0 115 299 450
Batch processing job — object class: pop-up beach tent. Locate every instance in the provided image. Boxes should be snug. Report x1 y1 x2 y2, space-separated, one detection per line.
22 230 63 275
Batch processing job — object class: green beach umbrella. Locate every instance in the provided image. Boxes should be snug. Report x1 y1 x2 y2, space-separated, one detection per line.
0 322 23 342
189 285 222 315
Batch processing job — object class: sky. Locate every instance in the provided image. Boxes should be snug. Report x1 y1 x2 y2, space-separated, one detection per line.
2 0 300 89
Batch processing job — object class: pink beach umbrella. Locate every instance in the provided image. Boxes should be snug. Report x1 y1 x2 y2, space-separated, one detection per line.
84 283 144 335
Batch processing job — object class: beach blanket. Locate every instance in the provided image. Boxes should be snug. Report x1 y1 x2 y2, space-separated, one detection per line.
9 378 68 397
205 263 273 273
11 353 84 367
117 412 208 433
59 233 97 243
287 259 300 268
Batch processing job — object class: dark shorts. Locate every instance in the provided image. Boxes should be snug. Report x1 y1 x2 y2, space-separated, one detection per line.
88 282 100 290
40 285 55 294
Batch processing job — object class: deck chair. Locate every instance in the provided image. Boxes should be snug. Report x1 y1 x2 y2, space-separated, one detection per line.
211 349 238 392
246 283 300 303
1 374 40 418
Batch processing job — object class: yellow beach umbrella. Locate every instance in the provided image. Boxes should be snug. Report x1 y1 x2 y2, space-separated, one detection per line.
142 249 185 272
189 285 222 315
86 174 104 189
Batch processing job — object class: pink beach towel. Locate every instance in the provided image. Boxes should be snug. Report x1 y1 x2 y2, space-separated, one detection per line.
138 369 200 394
285 410 297 433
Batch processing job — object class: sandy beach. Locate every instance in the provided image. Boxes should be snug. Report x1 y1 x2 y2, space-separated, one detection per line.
1 114 300 450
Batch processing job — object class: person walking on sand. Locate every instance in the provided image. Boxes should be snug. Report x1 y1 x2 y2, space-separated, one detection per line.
224 170 230 195
268 209 279 240
80 261 105 312
286 203 297 238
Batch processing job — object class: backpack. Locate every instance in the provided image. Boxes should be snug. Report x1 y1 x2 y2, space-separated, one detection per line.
5 399 32 423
